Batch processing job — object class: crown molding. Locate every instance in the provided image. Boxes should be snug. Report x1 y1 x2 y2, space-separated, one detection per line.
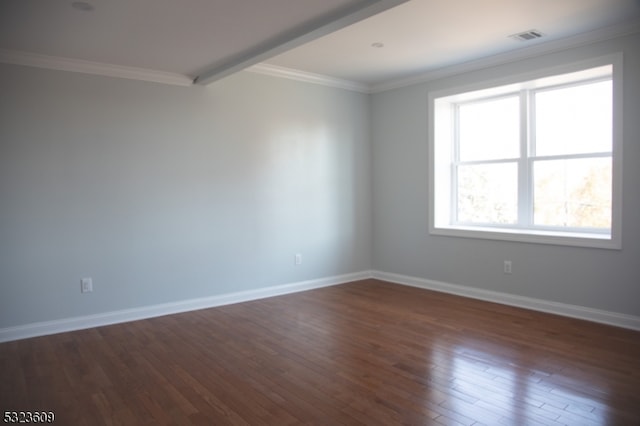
370 17 640 93
1 17 637 93
0 49 193 86
247 63 371 93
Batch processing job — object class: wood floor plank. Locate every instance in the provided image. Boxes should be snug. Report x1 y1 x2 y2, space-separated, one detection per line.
1 279 639 425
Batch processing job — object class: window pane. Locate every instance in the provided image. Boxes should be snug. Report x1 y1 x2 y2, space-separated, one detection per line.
457 163 517 224
535 81 611 156
533 158 611 229
458 96 520 161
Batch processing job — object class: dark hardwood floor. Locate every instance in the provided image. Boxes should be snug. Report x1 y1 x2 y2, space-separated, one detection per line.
2 279 640 425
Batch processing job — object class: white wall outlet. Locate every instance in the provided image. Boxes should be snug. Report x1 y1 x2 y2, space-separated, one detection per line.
81 277 93 293
503 261 512 275
294 253 302 265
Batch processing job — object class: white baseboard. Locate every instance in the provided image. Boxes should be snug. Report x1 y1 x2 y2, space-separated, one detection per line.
371 270 640 331
4 269 638 343
0 271 371 343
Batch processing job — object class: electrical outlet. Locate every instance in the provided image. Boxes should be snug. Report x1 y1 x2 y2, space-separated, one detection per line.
295 253 302 265
81 277 93 293
503 261 512 275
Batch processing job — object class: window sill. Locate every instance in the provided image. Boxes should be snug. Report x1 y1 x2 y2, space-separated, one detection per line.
430 225 620 250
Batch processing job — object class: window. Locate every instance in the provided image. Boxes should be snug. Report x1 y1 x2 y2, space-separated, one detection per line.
430 55 622 249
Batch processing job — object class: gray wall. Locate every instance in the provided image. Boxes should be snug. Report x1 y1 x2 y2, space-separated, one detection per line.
0 65 372 328
371 33 640 316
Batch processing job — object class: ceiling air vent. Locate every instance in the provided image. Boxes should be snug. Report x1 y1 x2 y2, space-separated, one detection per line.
509 30 544 42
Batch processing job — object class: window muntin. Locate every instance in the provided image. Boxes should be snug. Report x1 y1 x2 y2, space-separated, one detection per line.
430 57 621 249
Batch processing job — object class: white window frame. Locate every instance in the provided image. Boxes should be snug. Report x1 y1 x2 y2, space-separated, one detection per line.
429 53 622 249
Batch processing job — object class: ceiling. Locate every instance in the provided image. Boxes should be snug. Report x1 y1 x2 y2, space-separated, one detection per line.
266 0 640 86
1 0 639 91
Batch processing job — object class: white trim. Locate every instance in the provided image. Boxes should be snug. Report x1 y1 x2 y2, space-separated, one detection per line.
3 269 638 342
0 49 193 87
246 63 370 93
0 271 371 343
371 18 640 93
371 270 640 331
429 226 619 250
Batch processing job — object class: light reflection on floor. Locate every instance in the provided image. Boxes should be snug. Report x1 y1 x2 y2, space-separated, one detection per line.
427 338 611 425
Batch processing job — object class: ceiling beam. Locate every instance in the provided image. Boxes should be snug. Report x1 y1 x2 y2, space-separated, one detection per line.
193 0 409 86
